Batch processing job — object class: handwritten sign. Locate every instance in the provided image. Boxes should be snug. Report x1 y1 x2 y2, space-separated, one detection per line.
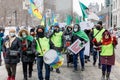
68 39 86 54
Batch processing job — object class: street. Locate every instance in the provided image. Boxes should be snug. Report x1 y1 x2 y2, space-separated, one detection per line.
0 39 120 80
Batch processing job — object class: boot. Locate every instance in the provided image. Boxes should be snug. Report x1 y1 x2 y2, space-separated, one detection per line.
23 78 28 80
50 67 53 71
23 72 28 80
0 60 1 66
81 67 85 71
56 68 60 73
101 71 105 80
106 72 110 80
11 76 15 80
7 76 11 80
29 71 32 78
93 61 96 66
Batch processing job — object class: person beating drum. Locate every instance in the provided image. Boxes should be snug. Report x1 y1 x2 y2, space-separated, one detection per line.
50 24 63 73
32 25 51 80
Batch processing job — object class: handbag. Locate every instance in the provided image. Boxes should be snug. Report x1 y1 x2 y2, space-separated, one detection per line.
9 50 18 56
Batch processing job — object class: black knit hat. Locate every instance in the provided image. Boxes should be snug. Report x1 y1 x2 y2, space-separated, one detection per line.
97 21 102 26
30 28 35 32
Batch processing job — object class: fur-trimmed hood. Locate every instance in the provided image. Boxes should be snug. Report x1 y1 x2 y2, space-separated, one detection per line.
18 29 29 37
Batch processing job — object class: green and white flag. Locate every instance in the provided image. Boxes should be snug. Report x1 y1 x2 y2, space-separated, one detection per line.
79 2 88 19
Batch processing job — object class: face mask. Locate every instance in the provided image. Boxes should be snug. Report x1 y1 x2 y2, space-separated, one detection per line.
37 32 44 38
0 33 4 37
22 32 27 38
10 33 15 37
67 28 72 32
96 25 101 30
54 28 59 32
73 28 78 32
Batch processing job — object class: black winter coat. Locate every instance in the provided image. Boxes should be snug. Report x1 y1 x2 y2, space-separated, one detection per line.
2 36 21 64
20 39 35 62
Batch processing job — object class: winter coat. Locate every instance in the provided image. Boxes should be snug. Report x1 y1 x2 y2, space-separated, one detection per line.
63 31 72 48
20 39 35 62
2 36 21 64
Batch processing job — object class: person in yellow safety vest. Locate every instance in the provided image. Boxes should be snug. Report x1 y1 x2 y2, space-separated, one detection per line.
32 25 51 80
91 21 105 69
50 24 63 73
94 30 117 80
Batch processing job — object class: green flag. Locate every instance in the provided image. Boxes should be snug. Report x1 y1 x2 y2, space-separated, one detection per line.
66 15 72 25
79 2 88 19
75 16 80 24
48 18 51 26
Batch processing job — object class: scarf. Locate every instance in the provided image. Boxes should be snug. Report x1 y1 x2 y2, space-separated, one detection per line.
73 30 89 42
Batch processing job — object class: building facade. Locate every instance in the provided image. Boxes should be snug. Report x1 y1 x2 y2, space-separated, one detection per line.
88 3 99 14
44 0 73 22
112 0 120 27
0 0 33 27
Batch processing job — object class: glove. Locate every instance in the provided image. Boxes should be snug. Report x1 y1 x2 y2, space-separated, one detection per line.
35 52 39 56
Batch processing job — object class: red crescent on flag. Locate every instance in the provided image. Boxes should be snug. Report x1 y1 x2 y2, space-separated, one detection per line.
34 9 38 12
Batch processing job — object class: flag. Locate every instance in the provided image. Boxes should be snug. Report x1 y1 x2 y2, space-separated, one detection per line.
29 0 35 4
28 8 32 14
75 16 80 24
66 15 72 25
51 12 55 24
79 2 88 18
51 12 58 25
40 15 46 26
48 18 51 26
29 0 42 19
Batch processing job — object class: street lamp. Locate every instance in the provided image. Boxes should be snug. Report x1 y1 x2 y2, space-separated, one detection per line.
13 10 17 27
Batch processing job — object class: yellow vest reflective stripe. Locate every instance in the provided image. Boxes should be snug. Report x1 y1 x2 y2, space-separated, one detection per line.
51 32 63 47
100 42 113 56
93 28 105 42
36 37 50 56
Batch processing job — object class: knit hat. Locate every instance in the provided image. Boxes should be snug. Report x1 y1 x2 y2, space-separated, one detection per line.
97 21 102 26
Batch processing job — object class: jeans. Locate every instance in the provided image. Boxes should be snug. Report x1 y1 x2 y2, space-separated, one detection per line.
37 57 50 80
93 50 101 66
5 63 17 77
73 49 84 70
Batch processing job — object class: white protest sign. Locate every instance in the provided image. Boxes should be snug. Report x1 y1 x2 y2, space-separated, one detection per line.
84 41 90 56
80 21 94 30
68 39 86 54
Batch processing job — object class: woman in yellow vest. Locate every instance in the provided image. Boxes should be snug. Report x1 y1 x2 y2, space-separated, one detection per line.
96 30 117 80
32 25 50 80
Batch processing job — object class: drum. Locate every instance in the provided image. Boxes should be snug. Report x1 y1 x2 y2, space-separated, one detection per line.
43 49 59 65
51 55 64 69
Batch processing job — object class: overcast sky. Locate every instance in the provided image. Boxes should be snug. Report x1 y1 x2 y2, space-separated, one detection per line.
73 0 105 16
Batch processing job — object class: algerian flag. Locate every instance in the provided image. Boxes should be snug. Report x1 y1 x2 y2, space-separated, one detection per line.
79 2 88 19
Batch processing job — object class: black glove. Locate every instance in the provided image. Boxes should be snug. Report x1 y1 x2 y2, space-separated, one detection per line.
35 52 39 56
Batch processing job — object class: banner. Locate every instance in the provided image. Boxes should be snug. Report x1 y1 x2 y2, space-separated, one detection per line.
80 21 94 30
68 39 86 54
